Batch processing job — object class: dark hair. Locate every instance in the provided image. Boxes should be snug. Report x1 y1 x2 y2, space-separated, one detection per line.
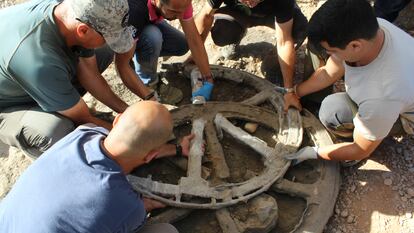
308 0 379 50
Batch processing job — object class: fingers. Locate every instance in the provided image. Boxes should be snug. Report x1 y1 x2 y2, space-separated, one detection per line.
185 133 195 141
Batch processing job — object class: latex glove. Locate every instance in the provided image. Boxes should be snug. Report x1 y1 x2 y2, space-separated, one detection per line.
192 82 214 101
283 93 302 112
284 146 318 165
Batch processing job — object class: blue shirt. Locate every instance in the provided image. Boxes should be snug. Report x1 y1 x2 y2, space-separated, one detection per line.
0 126 146 233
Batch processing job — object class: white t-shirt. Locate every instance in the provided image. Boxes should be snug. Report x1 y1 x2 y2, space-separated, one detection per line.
344 18 414 140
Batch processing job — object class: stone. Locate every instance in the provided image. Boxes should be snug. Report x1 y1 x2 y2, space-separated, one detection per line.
407 188 414 197
347 215 354 224
341 210 349 218
401 196 408 202
397 147 403 154
404 150 412 160
406 212 413 219
244 122 258 134
384 178 393 186
350 185 356 192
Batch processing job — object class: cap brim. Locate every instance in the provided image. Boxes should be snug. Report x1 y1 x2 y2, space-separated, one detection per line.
104 26 134 54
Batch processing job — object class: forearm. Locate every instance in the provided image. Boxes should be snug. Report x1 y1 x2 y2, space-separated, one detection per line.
317 142 372 161
84 76 128 113
116 61 153 98
277 40 295 88
182 20 213 82
86 116 113 130
194 13 214 43
77 58 128 113
296 67 340 97
155 144 177 159
59 99 112 130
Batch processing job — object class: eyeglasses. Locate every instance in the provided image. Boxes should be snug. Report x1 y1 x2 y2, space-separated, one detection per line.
75 18 103 37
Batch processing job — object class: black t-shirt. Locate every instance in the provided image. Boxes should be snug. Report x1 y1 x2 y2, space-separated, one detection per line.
208 0 294 23
127 0 151 38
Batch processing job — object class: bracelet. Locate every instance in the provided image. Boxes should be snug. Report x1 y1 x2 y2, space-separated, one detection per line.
143 91 155 100
175 143 183 157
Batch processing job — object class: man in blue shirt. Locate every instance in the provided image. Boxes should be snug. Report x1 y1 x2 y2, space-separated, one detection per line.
0 101 194 233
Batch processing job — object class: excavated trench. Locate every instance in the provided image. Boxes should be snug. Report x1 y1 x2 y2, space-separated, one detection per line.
126 64 340 233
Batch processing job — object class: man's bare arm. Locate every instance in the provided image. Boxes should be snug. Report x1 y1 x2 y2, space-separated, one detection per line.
317 130 382 161
114 45 154 99
194 3 216 42
181 18 212 80
58 98 112 130
296 55 345 97
77 56 128 113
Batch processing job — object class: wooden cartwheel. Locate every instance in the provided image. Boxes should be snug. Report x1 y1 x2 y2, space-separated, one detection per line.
128 64 340 233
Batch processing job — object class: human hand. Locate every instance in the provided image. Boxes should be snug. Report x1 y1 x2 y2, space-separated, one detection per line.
283 93 302 112
284 146 318 165
142 197 166 212
180 134 195 157
192 82 214 101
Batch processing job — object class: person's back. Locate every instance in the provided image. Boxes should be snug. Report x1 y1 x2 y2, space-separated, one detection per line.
0 125 146 233
0 0 81 110
344 18 414 139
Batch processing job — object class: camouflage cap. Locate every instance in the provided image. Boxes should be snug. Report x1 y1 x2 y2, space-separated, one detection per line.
68 0 134 53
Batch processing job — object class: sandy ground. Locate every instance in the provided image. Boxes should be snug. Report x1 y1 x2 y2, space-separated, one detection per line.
1 0 414 233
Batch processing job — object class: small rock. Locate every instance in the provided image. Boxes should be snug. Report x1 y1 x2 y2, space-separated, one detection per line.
384 178 393 186
347 215 354 224
406 212 413 219
244 122 258 133
350 185 356 192
401 196 408 202
397 147 403 154
407 188 414 197
392 186 399 191
341 210 349 218
409 168 414 173
404 150 412 160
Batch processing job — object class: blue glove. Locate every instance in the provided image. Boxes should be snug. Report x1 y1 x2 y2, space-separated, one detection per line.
192 82 214 101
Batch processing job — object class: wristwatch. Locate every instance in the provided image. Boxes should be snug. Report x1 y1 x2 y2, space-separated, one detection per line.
175 143 183 157
284 87 295 94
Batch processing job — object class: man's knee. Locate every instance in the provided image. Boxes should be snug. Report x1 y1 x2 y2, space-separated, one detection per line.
0 106 74 158
136 25 163 61
319 93 355 130
211 16 246 46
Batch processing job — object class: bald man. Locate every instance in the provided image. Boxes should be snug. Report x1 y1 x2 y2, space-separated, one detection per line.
0 101 194 233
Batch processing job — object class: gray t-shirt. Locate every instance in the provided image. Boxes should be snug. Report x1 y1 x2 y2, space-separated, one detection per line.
0 0 94 112
345 18 414 140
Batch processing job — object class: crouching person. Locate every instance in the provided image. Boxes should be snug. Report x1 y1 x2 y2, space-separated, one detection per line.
0 101 194 233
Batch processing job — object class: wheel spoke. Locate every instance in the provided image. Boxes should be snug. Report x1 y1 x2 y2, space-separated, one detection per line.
242 90 273 106
205 121 230 179
270 178 315 198
186 118 206 179
215 208 241 233
147 208 193 224
214 114 276 159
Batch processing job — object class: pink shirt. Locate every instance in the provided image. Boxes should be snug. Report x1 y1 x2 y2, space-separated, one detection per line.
147 0 193 23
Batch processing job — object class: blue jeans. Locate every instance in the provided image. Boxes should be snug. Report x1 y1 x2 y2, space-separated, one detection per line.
133 20 189 84
318 93 403 138
375 0 412 22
